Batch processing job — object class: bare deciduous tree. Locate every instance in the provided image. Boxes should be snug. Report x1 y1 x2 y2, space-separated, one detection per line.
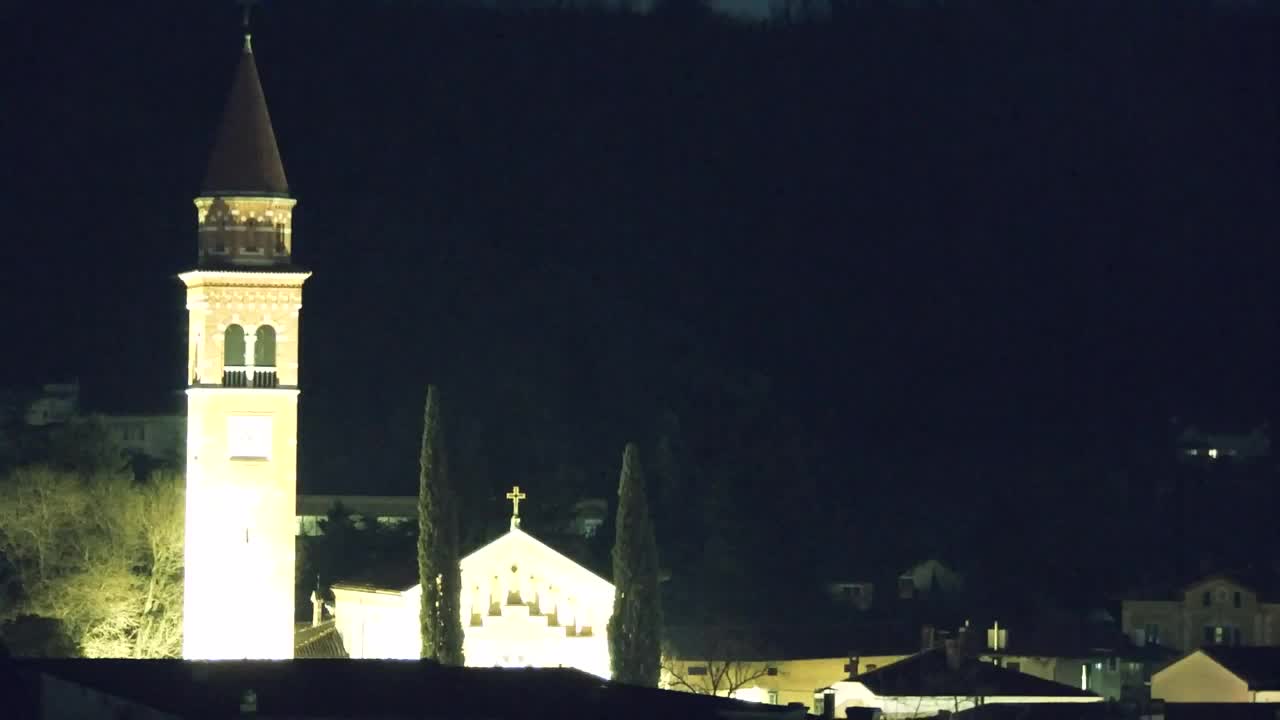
0 466 183 658
661 625 773 698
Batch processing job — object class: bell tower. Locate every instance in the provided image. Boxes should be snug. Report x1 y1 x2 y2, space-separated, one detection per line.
181 25 309 660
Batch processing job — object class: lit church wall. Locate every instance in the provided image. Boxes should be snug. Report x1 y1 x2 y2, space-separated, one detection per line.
332 525 613 678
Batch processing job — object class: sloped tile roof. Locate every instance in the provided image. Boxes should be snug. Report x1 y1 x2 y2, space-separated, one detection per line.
851 648 1098 699
293 621 348 659
202 38 289 197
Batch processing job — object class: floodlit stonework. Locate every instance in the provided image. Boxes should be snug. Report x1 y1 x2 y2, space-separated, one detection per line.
181 31 309 660
333 517 614 678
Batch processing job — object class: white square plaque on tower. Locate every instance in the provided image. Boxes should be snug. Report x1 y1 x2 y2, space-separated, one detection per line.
228 415 272 459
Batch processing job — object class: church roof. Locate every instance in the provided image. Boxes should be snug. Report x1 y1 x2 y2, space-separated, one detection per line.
462 527 613 592
332 527 613 595
201 35 289 197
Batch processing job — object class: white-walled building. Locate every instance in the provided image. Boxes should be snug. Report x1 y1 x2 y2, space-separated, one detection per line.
332 502 613 678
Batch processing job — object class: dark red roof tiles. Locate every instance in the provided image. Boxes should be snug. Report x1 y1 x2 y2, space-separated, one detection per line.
202 39 289 197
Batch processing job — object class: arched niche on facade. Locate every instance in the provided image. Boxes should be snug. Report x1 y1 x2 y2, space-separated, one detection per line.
224 324 246 367
254 325 276 367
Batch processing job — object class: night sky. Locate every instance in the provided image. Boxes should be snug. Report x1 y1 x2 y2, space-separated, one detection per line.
3 1 1277 613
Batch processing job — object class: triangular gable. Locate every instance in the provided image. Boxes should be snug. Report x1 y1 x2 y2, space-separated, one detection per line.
335 528 614 598
460 528 614 596
391 528 613 598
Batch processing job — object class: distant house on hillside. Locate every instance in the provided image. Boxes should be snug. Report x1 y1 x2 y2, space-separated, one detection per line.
1122 571 1280 652
20 382 80 426
826 558 965 614
1173 420 1271 464
295 494 417 536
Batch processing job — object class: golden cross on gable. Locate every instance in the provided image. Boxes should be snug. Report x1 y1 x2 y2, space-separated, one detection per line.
506 486 527 518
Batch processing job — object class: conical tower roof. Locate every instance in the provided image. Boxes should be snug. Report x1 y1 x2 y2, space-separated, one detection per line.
201 36 289 197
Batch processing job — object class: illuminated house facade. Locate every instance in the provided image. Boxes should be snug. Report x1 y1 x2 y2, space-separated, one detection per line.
181 30 309 660
332 501 614 678
1122 573 1280 653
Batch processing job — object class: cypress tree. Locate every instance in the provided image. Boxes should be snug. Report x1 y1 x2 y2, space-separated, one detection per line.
417 385 465 664
608 442 662 686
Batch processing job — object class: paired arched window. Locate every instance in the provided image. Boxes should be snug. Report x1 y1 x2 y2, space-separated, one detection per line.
224 325 245 366
254 325 277 367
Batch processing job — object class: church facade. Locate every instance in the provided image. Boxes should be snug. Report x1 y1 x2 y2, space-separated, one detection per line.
181 30 309 660
332 495 614 678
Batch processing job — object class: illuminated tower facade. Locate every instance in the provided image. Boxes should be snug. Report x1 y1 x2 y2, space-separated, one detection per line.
181 31 309 660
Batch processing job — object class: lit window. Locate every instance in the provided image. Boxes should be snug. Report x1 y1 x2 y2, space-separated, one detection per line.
1208 448 1219 459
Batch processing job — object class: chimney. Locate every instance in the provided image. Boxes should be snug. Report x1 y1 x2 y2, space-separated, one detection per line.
956 621 974 655
921 625 937 651
843 653 862 676
944 639 961 671
310 590 324 627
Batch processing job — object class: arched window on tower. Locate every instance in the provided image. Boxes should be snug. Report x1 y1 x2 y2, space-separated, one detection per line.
254 326 276 367
223 325 246 387
224 325 246 365
252 325 279 388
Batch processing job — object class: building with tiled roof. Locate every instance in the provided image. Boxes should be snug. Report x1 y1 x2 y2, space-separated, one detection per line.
293 620 349 659
828 646 1101 718
661 622 923 708
1121 570 1280 652
1152 645 1280 703
201 35 288 197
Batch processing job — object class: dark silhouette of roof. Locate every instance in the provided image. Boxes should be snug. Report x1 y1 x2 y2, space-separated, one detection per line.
1198 646 1280 691
202 36 289 197
293 621 348 659
6 659 802 719
189 258 309 273
952 703 1280 720
952 703 1132 719
849 648 1098 699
